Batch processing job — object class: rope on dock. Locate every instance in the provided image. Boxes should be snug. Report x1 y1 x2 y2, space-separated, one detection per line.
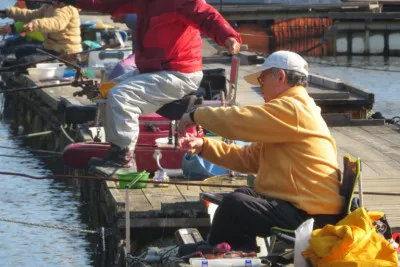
0 217 99 234
59 125 75 143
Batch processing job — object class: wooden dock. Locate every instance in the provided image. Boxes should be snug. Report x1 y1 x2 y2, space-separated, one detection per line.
1 38 399 234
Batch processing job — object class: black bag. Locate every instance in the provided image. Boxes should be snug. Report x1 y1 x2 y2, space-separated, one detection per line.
200 68 226 100
351 197 393 240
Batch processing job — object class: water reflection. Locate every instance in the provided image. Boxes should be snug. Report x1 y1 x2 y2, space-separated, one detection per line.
0 119 94 266
309 56 400 118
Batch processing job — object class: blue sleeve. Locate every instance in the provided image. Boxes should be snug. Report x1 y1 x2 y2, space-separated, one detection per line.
124 14 137 29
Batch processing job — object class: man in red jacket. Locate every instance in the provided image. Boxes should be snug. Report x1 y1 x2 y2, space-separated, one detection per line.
71 0 241 168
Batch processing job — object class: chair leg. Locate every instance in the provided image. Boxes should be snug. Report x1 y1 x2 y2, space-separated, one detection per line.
264 235 277 255
358 158 364 207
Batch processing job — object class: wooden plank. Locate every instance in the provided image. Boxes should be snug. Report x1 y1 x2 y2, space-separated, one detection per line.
324 114 384 127
362 161 400 177
141 186 186 210
334 126 400 162
309 92 350 99
354 178 400 191
378 133 400 147
126 191 153 212
330 128 394 162
360 125 400 134
362 195 400 228
176 184 204 202
333 126 400 177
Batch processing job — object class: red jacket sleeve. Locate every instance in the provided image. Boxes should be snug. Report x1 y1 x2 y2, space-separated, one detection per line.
76 0 136 16
176 0 242 47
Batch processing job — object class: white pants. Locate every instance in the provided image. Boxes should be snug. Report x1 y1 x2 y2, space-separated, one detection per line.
106 69 203 149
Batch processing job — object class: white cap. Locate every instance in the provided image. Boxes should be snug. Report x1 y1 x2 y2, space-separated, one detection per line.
244 51 309 86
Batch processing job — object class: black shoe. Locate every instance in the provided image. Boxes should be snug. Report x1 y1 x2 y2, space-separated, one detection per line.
89 143 137 169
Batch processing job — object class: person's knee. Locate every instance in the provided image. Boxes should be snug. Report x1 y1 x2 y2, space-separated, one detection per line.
108 86 120 98
106 86 123 108
221 191 246 208
234 187 254 195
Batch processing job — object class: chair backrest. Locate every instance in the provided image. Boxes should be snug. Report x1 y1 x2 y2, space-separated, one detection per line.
228 55 240 104
341 154 361 215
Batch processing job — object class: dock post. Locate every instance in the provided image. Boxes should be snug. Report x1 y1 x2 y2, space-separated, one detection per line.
364 21 370 55
125 188 131 254
329 22 337 57
346 30 353 56
383 30 390 57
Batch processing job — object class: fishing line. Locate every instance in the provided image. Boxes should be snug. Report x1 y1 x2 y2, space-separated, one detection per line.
0 145 61 154
0 130 53 140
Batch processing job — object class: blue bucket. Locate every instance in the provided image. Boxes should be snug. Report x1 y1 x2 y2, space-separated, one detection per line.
182 154 229 180
181 140 251 180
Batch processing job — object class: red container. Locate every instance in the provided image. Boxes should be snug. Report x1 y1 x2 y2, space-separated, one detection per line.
63 113 203 172
63 142 110 169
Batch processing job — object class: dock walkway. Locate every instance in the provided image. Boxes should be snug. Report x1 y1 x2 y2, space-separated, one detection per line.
1 39 399 232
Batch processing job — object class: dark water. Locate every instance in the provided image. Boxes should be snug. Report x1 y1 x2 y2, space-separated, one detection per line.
308 56 400 119
0 98 97 266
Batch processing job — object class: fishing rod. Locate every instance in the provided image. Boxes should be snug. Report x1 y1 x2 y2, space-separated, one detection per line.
0 170 399 196
0 56 55 73
0 44 121 73
0 49 100 98
0 171 247 189
35 48 101 99
36 48 82 74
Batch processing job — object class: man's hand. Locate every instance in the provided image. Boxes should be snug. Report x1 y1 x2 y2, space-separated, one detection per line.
179 112 196 136
178 136 204 155
0 25 11 34
225 37 240 54
23 22 34 32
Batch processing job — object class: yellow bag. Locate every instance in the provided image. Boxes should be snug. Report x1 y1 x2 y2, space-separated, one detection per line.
302 207 398 267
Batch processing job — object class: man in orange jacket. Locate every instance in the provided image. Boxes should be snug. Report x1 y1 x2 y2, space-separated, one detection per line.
178 51 344 251
69 0 242 168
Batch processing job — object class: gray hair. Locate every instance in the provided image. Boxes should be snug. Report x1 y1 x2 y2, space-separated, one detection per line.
271 68 308 87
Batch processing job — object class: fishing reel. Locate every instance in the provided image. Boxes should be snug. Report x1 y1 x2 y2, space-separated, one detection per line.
71 72 100 100
32 49 101 100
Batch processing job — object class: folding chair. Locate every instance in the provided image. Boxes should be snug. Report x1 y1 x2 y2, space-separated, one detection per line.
200 155 363 266
263 154 362 266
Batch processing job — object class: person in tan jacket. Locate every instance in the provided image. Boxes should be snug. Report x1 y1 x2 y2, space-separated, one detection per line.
178 51 344 252
0 0 82 58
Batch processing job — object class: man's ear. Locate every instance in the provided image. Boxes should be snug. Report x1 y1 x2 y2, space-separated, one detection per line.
278 69 286 83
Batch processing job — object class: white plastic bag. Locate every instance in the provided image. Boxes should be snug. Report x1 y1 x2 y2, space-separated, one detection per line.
294 218 314 267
